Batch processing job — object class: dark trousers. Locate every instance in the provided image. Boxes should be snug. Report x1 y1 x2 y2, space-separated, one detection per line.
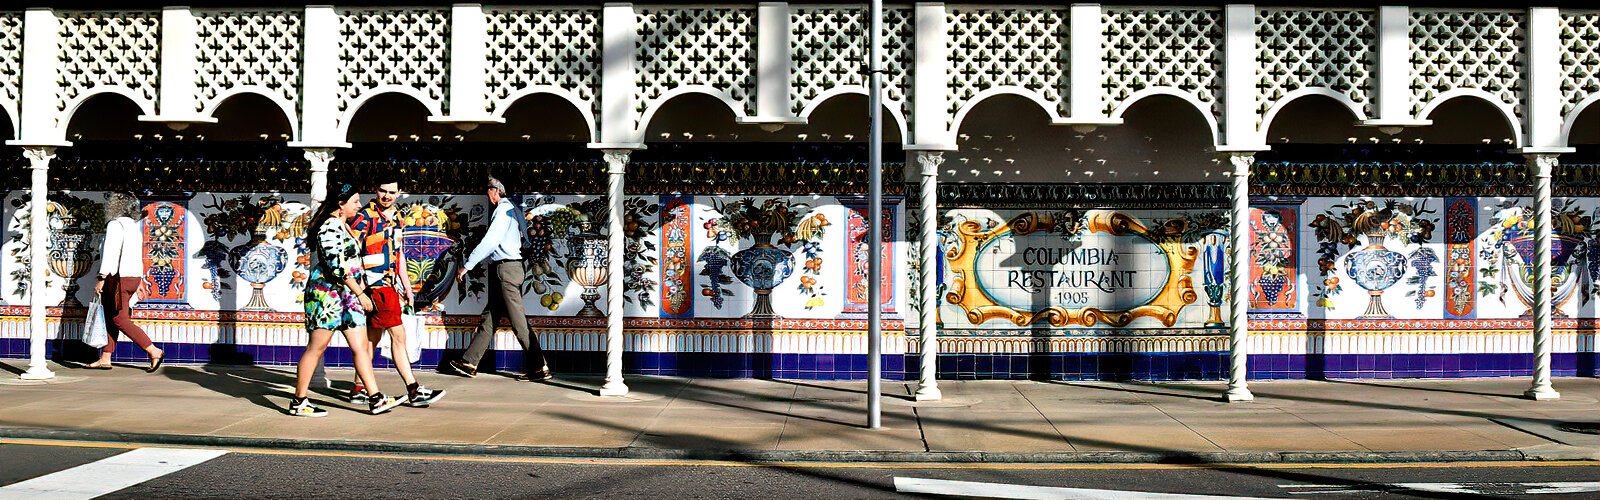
102 276 152 354
461 260 547 372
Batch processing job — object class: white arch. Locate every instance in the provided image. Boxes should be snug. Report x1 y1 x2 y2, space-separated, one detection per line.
1257 87 1369 140
1415 89 1524 148
1560 94 1600 147
947 86 1064 137
334 85 446 139
198 86 302 139
634 86 750 138
58 87 158 132
489 86 599 143
795 86 911 145
1108 87 1222 146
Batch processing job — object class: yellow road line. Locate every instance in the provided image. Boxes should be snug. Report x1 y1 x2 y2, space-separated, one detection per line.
4 437 1596 470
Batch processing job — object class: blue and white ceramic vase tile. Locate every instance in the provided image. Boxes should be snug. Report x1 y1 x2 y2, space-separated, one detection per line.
229 235 286 312
730 233 794 318
1200 231 1226 326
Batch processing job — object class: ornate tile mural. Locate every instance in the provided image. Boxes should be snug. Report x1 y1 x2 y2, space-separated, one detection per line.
937 207 1228 332
1249 206 1297 313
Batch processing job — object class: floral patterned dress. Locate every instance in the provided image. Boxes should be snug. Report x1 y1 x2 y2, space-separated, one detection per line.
304 217 367 332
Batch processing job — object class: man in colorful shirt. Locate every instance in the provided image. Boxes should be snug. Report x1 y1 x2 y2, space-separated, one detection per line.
348 178 445 407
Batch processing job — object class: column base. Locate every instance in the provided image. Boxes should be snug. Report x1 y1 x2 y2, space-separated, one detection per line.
1524 386 1561 401
599 380 630 397
20 363 55 381
914 385 942 402
1224 386 1254 402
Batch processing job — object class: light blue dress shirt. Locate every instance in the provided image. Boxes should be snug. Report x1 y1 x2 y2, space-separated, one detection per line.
464 199 524 270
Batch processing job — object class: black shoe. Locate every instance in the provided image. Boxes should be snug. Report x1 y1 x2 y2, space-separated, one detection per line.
368 392 407 415
517 370 554 382
346 385 370 404
287 397 328 418
445 359 478 378
406 384 446 407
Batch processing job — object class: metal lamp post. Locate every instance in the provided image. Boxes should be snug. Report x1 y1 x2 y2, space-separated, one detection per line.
866 0 884 430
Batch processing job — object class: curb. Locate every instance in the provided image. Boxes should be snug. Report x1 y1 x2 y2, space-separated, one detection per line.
0 426 1541 464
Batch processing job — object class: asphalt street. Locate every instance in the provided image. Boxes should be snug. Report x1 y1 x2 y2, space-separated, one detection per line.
2 442 1598 499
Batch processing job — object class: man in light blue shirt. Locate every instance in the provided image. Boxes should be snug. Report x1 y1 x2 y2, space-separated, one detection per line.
449 176 550 381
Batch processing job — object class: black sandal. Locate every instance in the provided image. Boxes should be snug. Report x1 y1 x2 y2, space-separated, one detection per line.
146 350 165 373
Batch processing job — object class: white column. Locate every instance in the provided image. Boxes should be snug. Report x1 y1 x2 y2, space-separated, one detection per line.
429 3 498 127
304 147 335 388
913 151 943 401
1523 8 1563 150
305 148 335 208
289 5 345 148
1225 152 1254 402
1065 3 1112 126
20 147 56 380
596 3 641 146
1526 153 1560 400
140 6 212 126
740 2 802 127
911 3 951 148
13 9 64 145
1364 6 1427 129
600 149 630 397
1222 4 1261 148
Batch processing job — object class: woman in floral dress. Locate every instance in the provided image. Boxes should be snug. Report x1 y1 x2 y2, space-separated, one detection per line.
288 184 406 417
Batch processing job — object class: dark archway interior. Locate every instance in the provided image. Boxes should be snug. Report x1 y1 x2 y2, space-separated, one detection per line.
473 93 592 142
205 93 295 141
64 93 169 141
1264 95 1363 144
1570 104 1599 146
947 93 1220 184
344 93 458 143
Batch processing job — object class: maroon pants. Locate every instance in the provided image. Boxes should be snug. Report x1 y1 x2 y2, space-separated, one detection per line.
101 276 151 354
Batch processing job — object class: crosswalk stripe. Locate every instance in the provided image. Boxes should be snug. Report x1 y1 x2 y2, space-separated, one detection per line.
0 447 229 500
893 477 1272 500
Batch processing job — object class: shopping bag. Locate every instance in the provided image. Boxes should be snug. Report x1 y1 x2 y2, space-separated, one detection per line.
378 313 426 364
82 299 108 349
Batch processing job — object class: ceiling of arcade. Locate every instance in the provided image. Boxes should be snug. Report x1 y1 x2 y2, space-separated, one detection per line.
0 4 1594 178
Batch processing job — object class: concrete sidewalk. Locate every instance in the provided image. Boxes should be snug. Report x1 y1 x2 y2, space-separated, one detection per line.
2 359 1598 463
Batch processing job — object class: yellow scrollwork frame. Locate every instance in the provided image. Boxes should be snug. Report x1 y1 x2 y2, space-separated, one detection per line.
944 210 1200 327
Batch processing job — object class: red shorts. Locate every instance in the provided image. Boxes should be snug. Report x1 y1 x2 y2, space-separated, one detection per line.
367 286 404 330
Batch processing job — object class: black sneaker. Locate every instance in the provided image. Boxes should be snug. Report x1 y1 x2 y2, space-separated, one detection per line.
347 384 370 404
287 397 327 418
407 384 446 407
367 392 407 415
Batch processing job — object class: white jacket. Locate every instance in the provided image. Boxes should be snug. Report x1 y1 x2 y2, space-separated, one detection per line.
99 217 143 278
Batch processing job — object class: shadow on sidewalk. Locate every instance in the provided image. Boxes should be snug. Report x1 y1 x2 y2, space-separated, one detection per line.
161 365 338 413
532 380 1497 500
1048 381 1220 402
772 379 916 402
1323 379 1511 399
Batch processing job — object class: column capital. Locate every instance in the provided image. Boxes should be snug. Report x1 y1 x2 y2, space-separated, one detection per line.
23 146 56 169
915 151 944 177
1524 152 1558 178
602 149 630 174
302 147 336 170
1226 151 1255 176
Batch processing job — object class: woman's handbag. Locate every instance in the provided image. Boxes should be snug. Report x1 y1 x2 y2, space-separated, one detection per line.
83 299 108 349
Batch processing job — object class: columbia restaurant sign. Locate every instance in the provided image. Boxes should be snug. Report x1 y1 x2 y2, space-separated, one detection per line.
943 209 1227 330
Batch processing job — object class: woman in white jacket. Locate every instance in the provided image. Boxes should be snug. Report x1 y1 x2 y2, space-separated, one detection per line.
87 192 163 371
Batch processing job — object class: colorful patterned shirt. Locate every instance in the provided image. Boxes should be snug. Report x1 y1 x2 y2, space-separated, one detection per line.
348 202 405 289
